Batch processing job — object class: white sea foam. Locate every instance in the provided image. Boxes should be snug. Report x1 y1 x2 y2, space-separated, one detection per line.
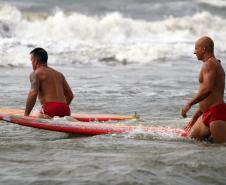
0 5 226 66
196 0 226 7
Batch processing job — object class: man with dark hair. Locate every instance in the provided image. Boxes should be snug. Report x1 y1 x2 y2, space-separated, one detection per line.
181 36 226 143
25 48 74 118
30 48 48 65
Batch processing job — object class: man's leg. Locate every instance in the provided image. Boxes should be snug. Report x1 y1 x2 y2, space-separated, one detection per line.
210 121 226 143
38 112 51 119
39 105 52 119
188 116 210 140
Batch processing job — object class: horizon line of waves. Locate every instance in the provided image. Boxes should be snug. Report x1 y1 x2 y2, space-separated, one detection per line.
0 4 226 45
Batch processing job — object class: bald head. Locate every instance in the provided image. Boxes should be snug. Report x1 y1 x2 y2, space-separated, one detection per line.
196 36 214 53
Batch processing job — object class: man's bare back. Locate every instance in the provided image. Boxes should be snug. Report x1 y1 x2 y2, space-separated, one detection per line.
181 36 226 143
25 48 74 118
35 66 70 105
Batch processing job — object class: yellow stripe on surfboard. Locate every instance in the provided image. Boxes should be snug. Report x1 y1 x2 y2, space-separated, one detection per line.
0 108 139 121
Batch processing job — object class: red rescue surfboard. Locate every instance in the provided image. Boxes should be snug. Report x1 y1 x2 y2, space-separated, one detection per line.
0 113 188 137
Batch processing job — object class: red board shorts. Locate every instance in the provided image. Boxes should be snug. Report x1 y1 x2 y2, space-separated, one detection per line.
41 102 71 118
202 104 226 127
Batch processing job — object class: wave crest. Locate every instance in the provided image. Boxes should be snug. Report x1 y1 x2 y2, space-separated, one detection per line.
0 5 226 66
0 5 225 43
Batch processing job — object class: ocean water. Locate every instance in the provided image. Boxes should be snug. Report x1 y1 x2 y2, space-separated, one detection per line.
0 0 226 185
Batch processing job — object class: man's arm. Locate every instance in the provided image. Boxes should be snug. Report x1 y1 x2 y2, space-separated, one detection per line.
181 62 216 117
62 75 74 105
24 72 39 116
184 108 202 132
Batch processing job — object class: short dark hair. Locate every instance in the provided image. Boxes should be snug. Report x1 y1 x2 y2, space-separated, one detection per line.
30 48 48 64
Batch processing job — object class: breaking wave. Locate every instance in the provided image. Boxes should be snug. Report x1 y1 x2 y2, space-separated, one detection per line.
0 5 226 66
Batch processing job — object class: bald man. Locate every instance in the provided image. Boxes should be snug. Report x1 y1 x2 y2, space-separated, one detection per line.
181 36 226 143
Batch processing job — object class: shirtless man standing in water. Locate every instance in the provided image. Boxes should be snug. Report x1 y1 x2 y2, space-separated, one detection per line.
24 48 74 118
181 36 226 143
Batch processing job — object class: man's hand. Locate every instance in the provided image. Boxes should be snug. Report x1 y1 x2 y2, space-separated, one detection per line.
181 103 191 118
184 117 196 132
183 108 202 131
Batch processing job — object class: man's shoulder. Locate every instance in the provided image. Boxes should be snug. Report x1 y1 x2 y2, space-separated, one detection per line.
48 67 63 75
202 57 222 74
29 71 37 79
33 68 44 78
204 58 219 67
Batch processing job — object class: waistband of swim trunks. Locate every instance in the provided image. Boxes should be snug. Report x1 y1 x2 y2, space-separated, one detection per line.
43 102 67 106
203 103 226 113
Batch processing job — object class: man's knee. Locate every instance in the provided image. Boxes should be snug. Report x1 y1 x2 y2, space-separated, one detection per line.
188 117 210 140
210 121 226 143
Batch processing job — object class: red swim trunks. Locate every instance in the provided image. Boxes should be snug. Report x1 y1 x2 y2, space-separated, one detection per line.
41 102 71 118
202 104 226 127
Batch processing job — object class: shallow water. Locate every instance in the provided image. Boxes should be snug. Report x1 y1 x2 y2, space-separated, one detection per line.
0 62 226 185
